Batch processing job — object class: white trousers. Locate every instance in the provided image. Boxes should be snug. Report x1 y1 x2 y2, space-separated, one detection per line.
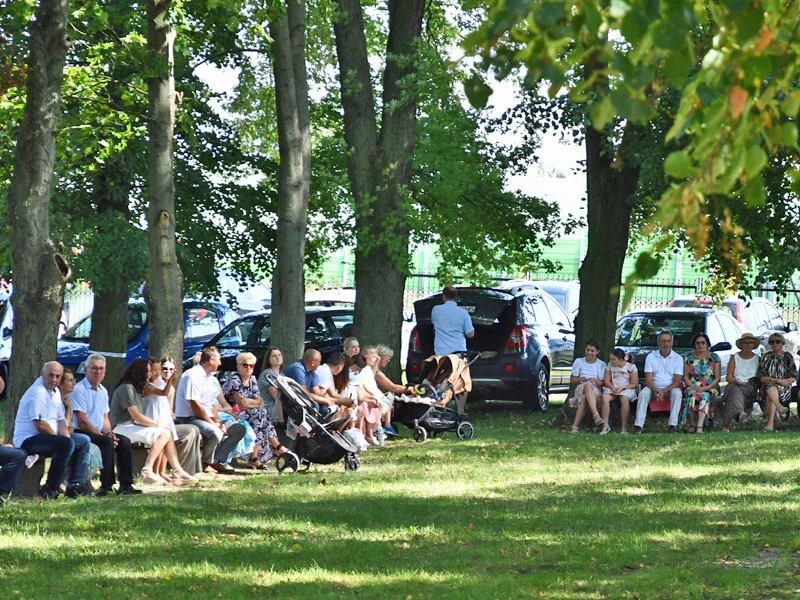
635 387 682 429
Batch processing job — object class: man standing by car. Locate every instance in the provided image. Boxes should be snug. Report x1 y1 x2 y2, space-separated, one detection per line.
72 353 141 496
634 330 684 434
431 285 475 413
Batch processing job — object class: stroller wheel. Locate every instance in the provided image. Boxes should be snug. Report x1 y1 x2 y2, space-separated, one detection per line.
276 451 300 473
413 426 428 443
457 421 475 440
299 459 312 472
344 452 361 471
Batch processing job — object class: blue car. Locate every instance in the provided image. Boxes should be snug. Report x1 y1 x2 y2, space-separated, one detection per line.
57 299 238 375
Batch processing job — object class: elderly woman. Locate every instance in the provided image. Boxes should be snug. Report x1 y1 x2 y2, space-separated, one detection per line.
682 332 721 434
720 333 761 432
256 347 283 421
374 344 411 436
222 352 287 469
759 332 797 431
109 359 195 484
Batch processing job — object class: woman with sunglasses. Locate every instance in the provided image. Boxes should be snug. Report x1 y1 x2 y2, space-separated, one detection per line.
681 332 721 434
222 352 288 469
759 333 797 431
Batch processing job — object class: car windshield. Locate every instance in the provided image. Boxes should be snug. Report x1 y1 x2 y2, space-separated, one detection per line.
672 299 735 318
616 314 704 349
63 305 147 344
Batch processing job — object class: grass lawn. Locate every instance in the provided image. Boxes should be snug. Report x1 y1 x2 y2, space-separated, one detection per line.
2 398 800 599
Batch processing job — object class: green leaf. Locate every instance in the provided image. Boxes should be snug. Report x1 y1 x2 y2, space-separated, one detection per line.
463 74 493 109
534 1 565 28
589 95 615 130
663 42 693 87
634 251 661 280
733 3 764 44
744 176 766 207
770 123 799 149
583 2 602 35
744 146 767 178
782 92 800 118
664 150 696 179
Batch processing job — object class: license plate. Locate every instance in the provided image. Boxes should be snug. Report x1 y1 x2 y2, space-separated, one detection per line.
462 305 476 313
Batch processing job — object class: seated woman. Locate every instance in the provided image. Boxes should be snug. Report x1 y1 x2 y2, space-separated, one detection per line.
109 358 195 484
570 340 607 433
144 357 178 480
720 333 761 432
682 332 721 434
371 344 408 436
256 347 283 422
600 349 638 435
222 352 288 469
349 353 382 446
759 332 797 431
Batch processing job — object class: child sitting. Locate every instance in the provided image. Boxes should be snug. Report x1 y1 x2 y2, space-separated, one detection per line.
599 348 638 435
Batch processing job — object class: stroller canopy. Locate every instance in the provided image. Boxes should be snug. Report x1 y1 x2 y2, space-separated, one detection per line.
419 354 473 395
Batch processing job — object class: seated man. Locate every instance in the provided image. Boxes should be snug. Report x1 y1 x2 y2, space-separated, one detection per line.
174 347 245 474
13 361 93 499
634 330 684 434
285 349 337 417
0 375 27 505
71 353 141 496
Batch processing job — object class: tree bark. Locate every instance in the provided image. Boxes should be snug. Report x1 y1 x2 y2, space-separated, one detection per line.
5 0 72 440
269 0 311 363
333 0 425 382
145 0 183 366
574 121 641 359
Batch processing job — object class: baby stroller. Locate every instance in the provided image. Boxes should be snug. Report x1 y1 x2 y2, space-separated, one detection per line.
394 351 480 442
265 372 361 472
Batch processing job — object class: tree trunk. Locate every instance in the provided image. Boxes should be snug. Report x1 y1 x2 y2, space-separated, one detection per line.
5 0 72 440
89 287 129 390
145 0 183 366
269 0 311 364
574 121 641 360
333 0 425 382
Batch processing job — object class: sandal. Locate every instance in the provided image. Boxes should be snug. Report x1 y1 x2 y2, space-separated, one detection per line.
570 425 579 434
141 466 166 485
248 457 267 470
695 427 704 434
593 414 605 426
272 445 289 456
172 468 198 482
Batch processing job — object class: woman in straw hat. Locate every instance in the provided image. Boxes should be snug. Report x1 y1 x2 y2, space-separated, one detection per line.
720 333 761 432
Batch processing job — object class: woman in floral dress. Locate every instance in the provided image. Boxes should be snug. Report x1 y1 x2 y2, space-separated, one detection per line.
682 332 721 433
222 352 287 469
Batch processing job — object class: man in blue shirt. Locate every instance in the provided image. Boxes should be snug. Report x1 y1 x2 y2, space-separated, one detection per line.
284 349 335 417
431 285 475 413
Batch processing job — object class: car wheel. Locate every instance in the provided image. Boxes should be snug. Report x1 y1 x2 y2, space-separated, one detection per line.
523 365 549 412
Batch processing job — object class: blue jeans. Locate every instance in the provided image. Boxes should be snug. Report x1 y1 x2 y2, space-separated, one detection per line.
21 433 91 491
0 446 27 494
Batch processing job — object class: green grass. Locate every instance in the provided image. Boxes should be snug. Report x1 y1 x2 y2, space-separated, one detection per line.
3 399 800 599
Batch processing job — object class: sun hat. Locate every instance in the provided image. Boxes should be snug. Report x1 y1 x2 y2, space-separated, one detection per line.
735 332 761 350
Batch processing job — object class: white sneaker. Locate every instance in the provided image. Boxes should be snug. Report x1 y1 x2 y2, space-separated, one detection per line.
599 424 611 436
25 454 39 469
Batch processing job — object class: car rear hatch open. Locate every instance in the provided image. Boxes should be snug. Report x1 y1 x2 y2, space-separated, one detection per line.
414 289 518 356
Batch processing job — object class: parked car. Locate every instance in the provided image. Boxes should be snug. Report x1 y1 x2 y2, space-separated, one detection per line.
406 282 575 411
529 280 580 324
57 299 238 374
614 308 742 397
190 306 355 381
668 294 797 353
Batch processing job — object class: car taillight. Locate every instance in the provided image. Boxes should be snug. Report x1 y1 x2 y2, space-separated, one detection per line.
410 329 421 352
410 363 420 374
505 325 529 352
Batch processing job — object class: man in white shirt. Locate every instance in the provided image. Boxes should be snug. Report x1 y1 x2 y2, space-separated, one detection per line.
174 347 245 474
13 362 93 499
634 330 684 434
72 354 140 496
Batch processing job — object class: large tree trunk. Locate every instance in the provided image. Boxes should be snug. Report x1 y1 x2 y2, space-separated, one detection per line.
145 0 183 366
333 0 425 382
5 0 72 440
574 121 641 360
269 0 311 363
89 287 129 389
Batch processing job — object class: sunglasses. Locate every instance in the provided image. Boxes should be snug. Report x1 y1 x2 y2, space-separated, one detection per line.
769 340 784 345
241 363 256 368
162 367 175 371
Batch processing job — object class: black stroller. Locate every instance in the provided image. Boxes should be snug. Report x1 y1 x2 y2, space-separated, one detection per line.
394 351 479 442
265 372 361 472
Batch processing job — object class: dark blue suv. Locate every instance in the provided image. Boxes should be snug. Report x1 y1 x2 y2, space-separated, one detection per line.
57 299 237 375
407 282 575 411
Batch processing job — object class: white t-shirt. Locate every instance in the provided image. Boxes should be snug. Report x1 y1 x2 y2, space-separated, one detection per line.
571 358 607 381
14 377 65 446
733 353 759 382
644 350 684 389
315 363 334 391
175 364 216 418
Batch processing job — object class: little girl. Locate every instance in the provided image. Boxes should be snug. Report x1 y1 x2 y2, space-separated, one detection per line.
599 348 638 435
570 340 607 433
